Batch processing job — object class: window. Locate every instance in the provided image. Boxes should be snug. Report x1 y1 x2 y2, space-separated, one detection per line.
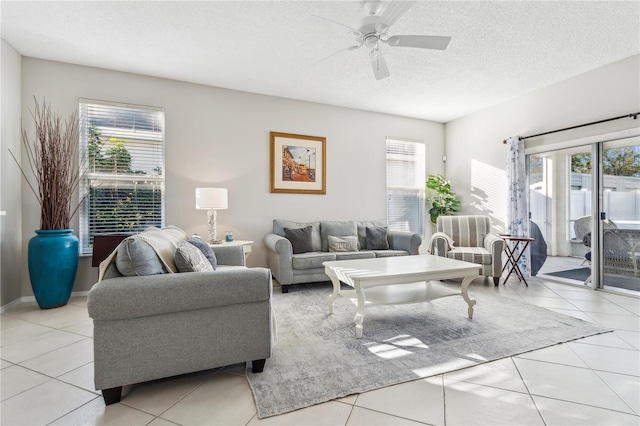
79 99 165 254
386 138 425 236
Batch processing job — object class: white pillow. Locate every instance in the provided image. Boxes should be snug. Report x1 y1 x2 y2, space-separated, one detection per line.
328 235 359 252
174 241 214 272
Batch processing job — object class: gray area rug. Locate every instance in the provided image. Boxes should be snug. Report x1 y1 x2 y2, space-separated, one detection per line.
247 282 610 418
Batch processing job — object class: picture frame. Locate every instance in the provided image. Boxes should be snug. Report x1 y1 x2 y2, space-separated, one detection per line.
270 131 326 194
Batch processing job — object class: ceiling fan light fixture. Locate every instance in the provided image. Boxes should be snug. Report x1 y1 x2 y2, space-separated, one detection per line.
364 35 379 49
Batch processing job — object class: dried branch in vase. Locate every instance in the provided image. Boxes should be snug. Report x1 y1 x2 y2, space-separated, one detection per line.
10 98 83 230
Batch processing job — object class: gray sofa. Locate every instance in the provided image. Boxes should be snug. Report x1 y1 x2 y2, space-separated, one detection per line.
264 219 422 293
87 229 272 406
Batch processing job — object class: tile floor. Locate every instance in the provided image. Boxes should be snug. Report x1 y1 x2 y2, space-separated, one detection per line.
1 277 639 425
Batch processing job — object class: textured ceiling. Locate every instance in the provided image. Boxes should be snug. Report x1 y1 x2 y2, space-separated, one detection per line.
2 1 639 122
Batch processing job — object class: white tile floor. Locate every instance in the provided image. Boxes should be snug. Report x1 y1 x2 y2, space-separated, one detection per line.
1 277 639 426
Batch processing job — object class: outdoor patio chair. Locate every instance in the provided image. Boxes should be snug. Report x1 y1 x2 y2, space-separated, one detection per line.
573 215 618 284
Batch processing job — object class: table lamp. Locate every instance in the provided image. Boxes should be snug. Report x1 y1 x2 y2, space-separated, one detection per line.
195 188 228 244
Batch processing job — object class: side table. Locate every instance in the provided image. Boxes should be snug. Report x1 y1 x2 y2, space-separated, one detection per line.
500 235 534 286
210 240 253 266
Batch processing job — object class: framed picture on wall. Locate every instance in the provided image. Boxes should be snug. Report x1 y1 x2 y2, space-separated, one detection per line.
270 132 326 194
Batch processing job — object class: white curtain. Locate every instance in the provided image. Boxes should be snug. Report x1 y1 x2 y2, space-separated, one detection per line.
506 136 530 276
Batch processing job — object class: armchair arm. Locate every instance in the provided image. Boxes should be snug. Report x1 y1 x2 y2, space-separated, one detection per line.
263 233 294 285
210 245 245 266
484 234 505 277
429 232 454 257
387 231 422 255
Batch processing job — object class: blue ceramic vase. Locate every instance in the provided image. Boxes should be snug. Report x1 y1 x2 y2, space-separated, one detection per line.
28 229 79 309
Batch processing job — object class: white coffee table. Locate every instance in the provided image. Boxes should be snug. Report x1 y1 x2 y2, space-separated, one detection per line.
324 255 480 338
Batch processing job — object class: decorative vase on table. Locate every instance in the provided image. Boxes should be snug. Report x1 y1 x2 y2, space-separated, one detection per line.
28 229 79 309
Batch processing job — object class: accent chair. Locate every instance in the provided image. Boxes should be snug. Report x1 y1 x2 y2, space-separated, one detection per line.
429 215 504 285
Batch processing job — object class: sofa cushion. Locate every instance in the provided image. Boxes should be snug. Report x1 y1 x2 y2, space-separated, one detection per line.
357 219 387 249
284 226 314 254
446 247 493 265
328 235 359 252
335 251 376 261
174 241 215 273
187 236 217 270
292 252 336 269
320 221 357 252
366 226 389 250
115 236 166 277
274 219 321 252
373 249 409 258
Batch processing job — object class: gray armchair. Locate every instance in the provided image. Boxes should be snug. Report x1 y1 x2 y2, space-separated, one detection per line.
429 215 504 285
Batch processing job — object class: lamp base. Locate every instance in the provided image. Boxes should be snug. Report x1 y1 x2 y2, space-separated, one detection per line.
206 210 221 244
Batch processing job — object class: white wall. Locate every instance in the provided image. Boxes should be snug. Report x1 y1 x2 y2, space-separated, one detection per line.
445 54 640 234
1 40 23 306
18 57 445 296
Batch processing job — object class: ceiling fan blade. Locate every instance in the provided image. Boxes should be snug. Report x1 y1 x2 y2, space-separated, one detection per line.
380 1 416 30
369 48 390 80
386 35 451 50
314 44 363 65
308 14 361 36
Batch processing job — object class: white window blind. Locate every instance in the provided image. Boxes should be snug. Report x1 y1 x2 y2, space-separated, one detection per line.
79 99 165 254
386 138 426 236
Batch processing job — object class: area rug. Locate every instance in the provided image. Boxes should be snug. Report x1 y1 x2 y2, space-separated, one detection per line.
545 268 639 291
247 282 610 418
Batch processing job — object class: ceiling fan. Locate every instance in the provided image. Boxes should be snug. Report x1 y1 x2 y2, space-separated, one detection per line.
312 0 451 80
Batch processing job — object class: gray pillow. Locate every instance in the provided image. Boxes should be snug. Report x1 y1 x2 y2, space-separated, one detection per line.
320 221 357 252
357 219 387 249
274 219 321 251
284 226 314 254
174 241 215 273
188 235 217 270
115 236 165 277
366 226 389 250
328 235 359 252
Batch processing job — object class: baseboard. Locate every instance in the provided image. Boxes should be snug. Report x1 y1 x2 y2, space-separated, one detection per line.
0 291 90 313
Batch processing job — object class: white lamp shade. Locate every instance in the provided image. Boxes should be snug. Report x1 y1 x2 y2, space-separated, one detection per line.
195 188 228 210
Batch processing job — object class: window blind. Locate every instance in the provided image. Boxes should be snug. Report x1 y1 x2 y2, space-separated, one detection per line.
386 139 426 236
79 99 165 254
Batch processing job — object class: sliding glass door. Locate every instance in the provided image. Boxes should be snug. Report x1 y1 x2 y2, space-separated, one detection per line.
527 137 640 295
599 137 640 293
528 146 593 282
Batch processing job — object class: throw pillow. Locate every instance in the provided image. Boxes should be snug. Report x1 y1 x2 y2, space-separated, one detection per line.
366 226 389 250
174 241 214 273
188 235 217 270
328 235 359 252
357 219 387 249
320 221 358 252
274 219 322 251
284 226 314 254
115 236 166 277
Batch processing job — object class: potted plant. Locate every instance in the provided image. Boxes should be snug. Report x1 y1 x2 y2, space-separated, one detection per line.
426 174 461 224
12 98 82 309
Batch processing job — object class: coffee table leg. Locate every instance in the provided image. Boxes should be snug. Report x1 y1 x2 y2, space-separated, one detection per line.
327 273 340 315
354 282 365 338
461 276 477 319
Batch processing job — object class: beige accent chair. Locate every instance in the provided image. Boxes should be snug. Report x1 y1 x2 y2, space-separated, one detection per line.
429 215 504 286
